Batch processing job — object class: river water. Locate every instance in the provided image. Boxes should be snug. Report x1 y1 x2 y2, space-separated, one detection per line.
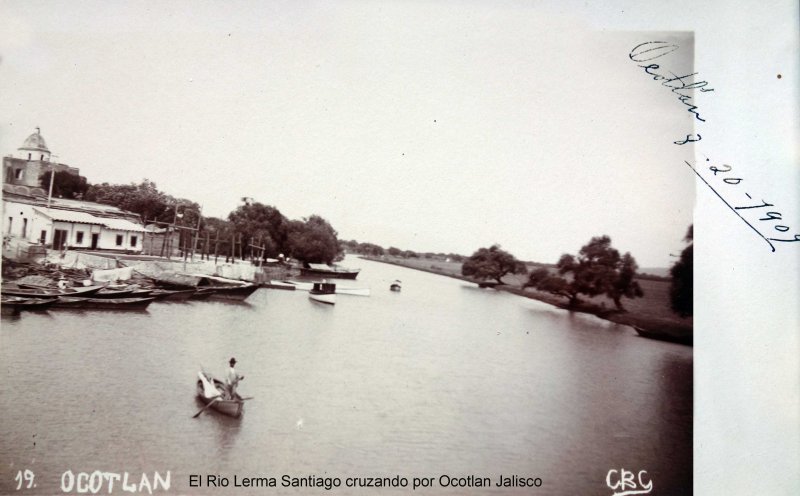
0 257 691 495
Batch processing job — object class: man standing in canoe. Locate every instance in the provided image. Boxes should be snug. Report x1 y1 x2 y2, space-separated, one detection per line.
225 357 244 399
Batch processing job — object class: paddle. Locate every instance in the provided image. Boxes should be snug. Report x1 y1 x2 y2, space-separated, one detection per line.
192 397 221 418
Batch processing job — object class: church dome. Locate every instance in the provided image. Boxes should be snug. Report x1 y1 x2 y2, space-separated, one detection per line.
19 128 50 153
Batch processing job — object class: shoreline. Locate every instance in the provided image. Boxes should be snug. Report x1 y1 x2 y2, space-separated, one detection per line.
359 255 692 346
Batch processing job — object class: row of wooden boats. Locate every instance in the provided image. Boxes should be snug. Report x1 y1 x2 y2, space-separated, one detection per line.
1 280 260 313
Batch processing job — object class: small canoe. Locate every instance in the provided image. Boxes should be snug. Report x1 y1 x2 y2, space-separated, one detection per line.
189 288 216 300
282 280 313 291
196 372 245 418
51 297 90 309
336 286 370 296
207 284 259 302
1 296 58 311
82 297 156 310
149 289 196 301
265 280 297 290
309 282 336 305
93 288 136 299
1 284 104 299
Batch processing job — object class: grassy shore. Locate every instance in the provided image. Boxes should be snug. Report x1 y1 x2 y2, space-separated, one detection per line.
361 255 692 345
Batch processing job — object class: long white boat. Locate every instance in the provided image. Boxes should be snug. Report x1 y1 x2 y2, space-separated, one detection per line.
274 280 313 291
335 286 370 296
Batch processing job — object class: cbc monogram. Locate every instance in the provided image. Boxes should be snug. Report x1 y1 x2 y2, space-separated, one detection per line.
606 468 652 496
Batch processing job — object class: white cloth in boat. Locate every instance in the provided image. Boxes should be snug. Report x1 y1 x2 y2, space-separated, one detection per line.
198 372 222 399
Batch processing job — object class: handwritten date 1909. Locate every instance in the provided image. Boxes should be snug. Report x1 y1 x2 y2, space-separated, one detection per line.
686 158 799 251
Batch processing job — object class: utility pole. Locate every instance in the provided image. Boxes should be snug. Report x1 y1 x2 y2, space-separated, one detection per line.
46 155 58 209
190 206 202 262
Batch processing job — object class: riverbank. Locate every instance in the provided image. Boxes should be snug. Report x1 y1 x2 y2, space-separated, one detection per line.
360 255 692 345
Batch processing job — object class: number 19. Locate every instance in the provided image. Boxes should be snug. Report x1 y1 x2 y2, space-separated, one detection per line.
14 469 35 490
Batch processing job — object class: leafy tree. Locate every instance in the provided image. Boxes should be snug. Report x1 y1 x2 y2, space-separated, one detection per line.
525 236 643 310
608 253 644 310
525 266 576 301
228 202 288 259
356 242 385 257
84 180 202 233
670 225 693 317
285 215 342 264
39 170 89 199
461 244 527 284
387 247 403 257
447 253 465 263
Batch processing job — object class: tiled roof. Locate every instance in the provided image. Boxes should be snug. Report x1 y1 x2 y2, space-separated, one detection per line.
33 207 146 232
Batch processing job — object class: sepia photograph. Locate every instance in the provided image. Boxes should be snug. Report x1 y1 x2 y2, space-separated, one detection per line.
1 1 797 495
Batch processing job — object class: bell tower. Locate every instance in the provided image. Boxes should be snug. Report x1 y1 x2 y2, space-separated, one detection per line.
18 127 51 162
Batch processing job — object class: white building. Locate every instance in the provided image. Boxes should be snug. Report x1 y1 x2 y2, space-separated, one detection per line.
2 129 146 253
3 193 146 252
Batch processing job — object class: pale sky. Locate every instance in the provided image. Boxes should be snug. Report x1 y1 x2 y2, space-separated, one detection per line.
0 1 708 269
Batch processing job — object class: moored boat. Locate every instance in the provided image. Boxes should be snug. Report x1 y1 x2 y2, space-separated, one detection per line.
335 286 370 296
299 263 360 280
196 372 245 418
149 288 196 301
1 296 59 311
189 288 216 300
309 282 336 305
1 284 104 299
390 280 402 292
51 297 90 309
207 284 258 301
634 326 693 346
93 288 136 299
264 280 297 290
82 297 156 310
283 280 313 291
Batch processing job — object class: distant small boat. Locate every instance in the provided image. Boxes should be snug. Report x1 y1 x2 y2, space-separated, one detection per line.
300 263 360 280
309 282 336 305
390 280 402 292
196 372 246 418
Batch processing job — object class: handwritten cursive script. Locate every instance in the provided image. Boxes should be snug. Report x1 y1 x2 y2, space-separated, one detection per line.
629 41 714 144
630 41 798 251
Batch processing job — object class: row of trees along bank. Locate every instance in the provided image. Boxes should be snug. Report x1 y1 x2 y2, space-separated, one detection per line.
42 175 342 265
459 230 693 317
